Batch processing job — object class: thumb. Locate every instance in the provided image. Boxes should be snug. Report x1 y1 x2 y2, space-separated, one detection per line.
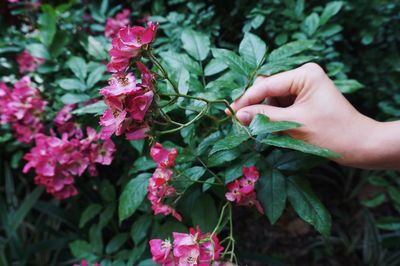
236 104 293 125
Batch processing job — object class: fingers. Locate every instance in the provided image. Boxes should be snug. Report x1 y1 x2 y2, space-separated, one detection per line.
236 104 293 125
231 68 301 112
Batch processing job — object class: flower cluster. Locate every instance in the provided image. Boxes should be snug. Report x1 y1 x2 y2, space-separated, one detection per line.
107 22 158 73
147 143 182 221
16 50 45 73
225 166 264 214
99 67 154 140
105 9 131 39
73 260 100 266
99 20 159 141
0 77 46 143
23 106 115 199
150 227 224 266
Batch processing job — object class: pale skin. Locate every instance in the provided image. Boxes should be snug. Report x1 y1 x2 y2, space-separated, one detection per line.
228 63 400 170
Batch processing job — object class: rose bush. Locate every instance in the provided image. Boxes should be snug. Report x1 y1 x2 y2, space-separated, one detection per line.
1 1 400 266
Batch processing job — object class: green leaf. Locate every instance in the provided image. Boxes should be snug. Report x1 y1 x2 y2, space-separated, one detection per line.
203 177 215 192
178 69 190 95
86 65 106 88
137 259 159 266
131 215 152 245
334 79 364 93
257 170 286 224
268 40 315 62
204 59 228 76
207 149 241 167
88 36 108 60
181 29 210 61
106 233 129 254
69 240 93 258
320 1 343 25
38 5 56 47
361 194 386 208
388 187 400 205
191 194 217 232
239 32 267 67
160 51 202 75
26 43 50 60
99 179 116 202
182 166 206 182
376 217 400 231
211 48 252 76
60 93 90 104
79 204 102 228
210 133 250 155
49 30 70 57
128 242 147 265
11 187 44 230
258 55 317 75
287 176 331 237
118 173 150 222
249 114 301 135
72 101 107 115
302 13 320 36
67 57 87 81
57 78 87 91
261 136 339 158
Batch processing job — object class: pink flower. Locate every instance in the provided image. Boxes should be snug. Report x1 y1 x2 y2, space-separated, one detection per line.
225 166 264 214
126 90 154 121
0 77 46 143
99 109 127 139
23 123 115 199
106 21 158 74
225 180 242 202
119 21 158 48
199 234 224 265
240 166 259 194
152 203 183 222
149 228 224 266
16 50 45 73
100 73 139 97
105 9 131 39
125 124 149 140
150 143 178 168
73 260 100 266
54 104 75 125
137 62 154 90
93 139 116 165
149 239 175 266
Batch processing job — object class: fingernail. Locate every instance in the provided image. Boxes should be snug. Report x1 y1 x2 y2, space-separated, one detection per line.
236 111 250 123
224 108 231 115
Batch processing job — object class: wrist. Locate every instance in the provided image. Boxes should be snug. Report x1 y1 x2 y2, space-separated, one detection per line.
347 117 400 170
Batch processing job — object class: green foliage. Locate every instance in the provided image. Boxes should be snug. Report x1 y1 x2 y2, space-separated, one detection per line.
0 0 399 265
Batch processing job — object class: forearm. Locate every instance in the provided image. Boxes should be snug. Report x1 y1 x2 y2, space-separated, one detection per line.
351 119 400 170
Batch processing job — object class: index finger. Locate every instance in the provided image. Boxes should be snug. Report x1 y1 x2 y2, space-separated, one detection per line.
230 67 301 112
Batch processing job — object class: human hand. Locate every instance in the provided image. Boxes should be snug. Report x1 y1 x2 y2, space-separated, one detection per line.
229 63 400 170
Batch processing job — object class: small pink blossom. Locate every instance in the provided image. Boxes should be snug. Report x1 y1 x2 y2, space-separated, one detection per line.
99 109 127 139
16 50 45 73
105 9 131 39
149 239 175 265
100 73 139 97
126 90 154 121
150 227 224 266
150 143 178 168
125 124 149 140
225 166 264 214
